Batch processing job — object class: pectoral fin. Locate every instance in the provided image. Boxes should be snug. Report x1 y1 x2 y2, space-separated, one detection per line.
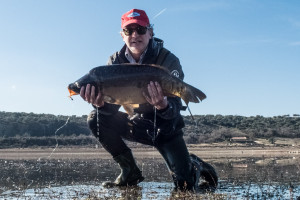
122 104 139 117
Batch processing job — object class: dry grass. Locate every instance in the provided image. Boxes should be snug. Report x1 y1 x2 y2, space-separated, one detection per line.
0 145 299 160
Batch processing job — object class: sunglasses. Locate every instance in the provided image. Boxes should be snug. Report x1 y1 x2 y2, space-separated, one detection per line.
122 25 149 36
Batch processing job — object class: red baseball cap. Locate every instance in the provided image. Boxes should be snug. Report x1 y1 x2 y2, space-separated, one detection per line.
121 9 150 29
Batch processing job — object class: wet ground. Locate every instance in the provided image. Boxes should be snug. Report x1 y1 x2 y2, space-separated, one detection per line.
0 148 299 199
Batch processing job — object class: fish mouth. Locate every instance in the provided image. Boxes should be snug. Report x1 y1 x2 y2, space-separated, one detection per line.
68 88 79 97
68 82 80 97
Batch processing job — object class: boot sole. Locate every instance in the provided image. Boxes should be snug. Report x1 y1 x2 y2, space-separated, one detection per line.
190 153 218 190
126 176 145 186
102 176 145 188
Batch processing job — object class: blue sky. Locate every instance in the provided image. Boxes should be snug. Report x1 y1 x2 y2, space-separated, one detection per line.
0 0 299 117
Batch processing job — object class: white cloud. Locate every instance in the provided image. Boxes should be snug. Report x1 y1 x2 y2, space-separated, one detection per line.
11 85 16 90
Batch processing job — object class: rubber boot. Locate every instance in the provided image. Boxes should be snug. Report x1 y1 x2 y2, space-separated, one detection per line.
102 150 144 187
190 153 218 193
156 135 195 191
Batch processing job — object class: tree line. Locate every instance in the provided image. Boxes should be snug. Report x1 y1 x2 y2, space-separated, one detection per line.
0 111 299 147
182 114 300 144
0 112 89 138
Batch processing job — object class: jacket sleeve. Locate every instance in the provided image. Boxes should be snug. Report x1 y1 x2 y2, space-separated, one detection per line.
157 96 183 120
157 52 185 120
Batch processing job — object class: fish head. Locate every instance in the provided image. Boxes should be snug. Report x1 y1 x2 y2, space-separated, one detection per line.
68 82 81 97
68 73 95 97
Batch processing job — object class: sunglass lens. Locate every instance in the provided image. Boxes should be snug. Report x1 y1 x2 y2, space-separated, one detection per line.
123 26 147 36
136 26 147 35
123 29 132 36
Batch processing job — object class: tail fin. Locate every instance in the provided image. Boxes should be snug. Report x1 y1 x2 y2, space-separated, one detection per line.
181 83 206 105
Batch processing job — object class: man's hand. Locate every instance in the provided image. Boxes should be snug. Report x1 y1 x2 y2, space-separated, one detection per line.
143 81 168 110
80 84 104 108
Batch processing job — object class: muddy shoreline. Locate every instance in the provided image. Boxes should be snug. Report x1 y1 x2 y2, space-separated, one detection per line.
0 145 299 160
1 146 299 199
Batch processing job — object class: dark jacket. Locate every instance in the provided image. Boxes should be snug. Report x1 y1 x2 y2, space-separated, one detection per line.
97 38 185 125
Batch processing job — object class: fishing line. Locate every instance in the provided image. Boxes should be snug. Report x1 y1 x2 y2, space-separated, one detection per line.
152 107 157 144
20 97 74 193
17 115 71 193
48 116 70 158
187 104 197 128
96 107 100 136
37 116 70 161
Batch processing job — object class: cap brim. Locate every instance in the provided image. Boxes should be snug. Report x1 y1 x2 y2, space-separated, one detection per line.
122 19 148 29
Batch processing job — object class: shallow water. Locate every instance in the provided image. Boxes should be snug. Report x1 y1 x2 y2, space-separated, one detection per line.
0 154 299 199
2 181 300 200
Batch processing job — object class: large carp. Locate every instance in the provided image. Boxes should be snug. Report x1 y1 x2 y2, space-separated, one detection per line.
68 64 206 114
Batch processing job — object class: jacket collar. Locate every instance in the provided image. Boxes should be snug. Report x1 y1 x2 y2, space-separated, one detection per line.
119 37 164 64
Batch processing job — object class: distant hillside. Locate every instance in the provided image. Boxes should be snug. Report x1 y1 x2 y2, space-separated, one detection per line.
182 114 300 144
0 111 299 148
0 112 89 137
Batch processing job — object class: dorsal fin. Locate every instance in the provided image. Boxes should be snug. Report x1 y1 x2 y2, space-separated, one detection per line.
119 63 171 75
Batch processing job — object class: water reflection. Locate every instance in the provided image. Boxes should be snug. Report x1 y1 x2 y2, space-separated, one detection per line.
0 156 299 199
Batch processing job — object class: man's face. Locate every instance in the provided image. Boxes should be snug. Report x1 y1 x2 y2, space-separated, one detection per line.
121 23 152 55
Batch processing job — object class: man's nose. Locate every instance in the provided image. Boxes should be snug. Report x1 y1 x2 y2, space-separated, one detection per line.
131 30 139 37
